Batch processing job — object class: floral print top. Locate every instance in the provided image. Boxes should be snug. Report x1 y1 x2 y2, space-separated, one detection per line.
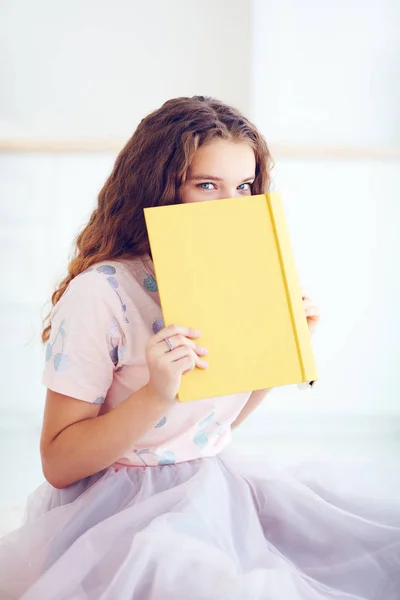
42 256 251 467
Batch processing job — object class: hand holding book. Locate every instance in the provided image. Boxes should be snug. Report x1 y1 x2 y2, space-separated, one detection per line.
301 287 321 337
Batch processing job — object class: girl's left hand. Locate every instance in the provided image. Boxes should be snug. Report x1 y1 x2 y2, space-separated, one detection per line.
301 287 321 336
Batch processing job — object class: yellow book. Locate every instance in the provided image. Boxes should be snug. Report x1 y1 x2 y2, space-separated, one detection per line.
144 193 318 401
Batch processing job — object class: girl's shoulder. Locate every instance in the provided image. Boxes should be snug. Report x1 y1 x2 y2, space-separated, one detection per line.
52 256 159 325
61 256 154 302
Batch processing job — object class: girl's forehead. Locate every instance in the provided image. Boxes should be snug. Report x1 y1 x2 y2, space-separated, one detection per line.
189 139 256 177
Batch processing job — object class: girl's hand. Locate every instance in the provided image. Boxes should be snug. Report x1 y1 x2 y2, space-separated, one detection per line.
145 325 209 404
301 287 321 336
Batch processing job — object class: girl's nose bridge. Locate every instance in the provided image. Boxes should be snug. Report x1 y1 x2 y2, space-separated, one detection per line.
218 186 239 200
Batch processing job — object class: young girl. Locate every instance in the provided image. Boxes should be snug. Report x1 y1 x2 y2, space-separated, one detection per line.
1 96 399 599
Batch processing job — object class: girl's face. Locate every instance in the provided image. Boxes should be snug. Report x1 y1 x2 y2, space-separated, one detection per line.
180 138 256 204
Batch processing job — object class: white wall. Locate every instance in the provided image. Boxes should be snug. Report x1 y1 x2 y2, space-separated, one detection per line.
2 153 117 420
251 0 400 147
244 0 400 421
0 0 251 139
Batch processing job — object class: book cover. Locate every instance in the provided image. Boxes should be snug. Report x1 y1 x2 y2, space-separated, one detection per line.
144 193 318 401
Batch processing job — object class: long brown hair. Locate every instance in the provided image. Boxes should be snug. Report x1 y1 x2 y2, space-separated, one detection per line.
42 95 273 342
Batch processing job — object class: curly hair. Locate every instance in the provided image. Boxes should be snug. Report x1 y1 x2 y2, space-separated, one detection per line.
42 95 273 342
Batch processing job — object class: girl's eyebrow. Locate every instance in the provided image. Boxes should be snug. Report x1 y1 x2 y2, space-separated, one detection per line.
189 174 255 182
189 174 223 181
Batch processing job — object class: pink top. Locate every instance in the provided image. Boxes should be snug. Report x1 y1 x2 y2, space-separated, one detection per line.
42 257 251 467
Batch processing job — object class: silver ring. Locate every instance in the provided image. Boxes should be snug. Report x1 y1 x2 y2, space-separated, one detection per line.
165 337 174 352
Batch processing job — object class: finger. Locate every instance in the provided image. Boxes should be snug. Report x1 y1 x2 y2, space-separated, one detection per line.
303 301 318 311
174 354 209 375
164 347 209 371
165 344 193 362
166 345 208 366
193 343 208 357
300 286 314 301
302 295 319 309
175 355 195 375
166 335 208 356
151 324 202 346
153 335 208 358
305 306 320 318
155 335 195 356
302 298 315 309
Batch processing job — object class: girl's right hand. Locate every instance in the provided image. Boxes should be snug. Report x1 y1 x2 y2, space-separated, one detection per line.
145 325 209 404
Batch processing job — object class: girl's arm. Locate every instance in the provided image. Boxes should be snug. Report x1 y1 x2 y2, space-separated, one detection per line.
231 388 273 430
40 385 166 489
41 324 208 489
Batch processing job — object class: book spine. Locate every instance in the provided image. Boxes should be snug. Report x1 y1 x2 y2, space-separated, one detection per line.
266 193 318 384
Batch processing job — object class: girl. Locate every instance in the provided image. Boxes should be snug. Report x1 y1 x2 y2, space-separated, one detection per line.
1 96 399 600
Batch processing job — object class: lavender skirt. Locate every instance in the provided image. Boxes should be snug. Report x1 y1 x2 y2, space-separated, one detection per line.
0 452 399 599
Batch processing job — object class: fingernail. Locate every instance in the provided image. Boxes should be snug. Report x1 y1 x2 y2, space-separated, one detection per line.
200 347 208 354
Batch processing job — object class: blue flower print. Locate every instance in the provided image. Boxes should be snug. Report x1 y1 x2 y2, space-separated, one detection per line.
133 448 176 467
143 274 158 293
107 276 119 289
154 416 167 428
158 451 175 466
117 345 126 361
198 412 216 428
95 264 129 324
133 449 151 466
109 346 118 364
46 320 69 372
193 431 209 448
96 265 116 275
108 317 126 367
152 317 165 334
53 353 69 371
193 412 224 449
45 343 53 361
94 396 105 404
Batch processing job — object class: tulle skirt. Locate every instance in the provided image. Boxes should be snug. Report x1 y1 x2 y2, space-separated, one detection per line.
0 451 399 599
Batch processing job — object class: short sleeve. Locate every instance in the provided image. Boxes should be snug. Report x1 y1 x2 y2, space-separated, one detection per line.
42 266 127 404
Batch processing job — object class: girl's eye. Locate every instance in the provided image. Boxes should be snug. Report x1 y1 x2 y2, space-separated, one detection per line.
198 182 216 190
238 182 252 191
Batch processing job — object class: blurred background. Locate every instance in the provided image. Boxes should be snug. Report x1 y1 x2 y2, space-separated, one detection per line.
1 0 399 534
